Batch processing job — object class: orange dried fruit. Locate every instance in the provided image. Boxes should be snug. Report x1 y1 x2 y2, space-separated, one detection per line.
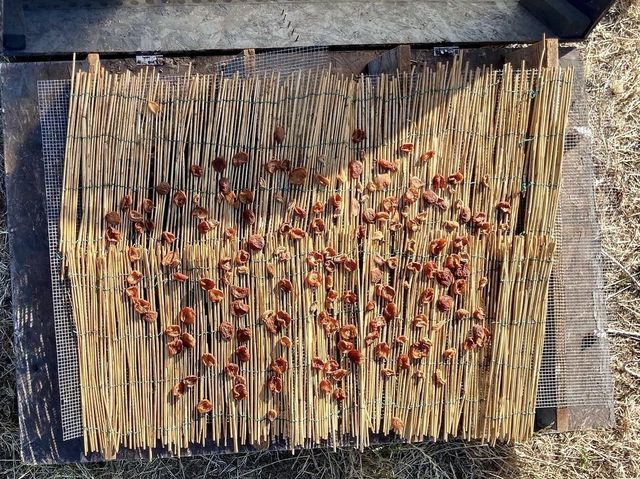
383 302 398 320
235 249 250 265
247 234 265 252
434 369 447 386
391 416 405 433
105 211 121 226
267 375 283 394
271 357 288 375
347 349 363 365
351 128 366 144
339 324 358 341
280 336 292 348
199 278 216 291
455 309 470 320
167 338 183 357
305 271 322 288
274 126 286 145
164 324 181 338
181 332 195 348
235 346 250 362
128 209 144 222
420 150 435 162
127 246 142 263
422 189 439 206
120 195 132 211
479 276 488 289
349 159 364 179
473 308 486 321
162 231 176 245
230 285 249 299
232 151 249 166
342 290 357 304
172 190 187 207
289 167 307 185
201 352 217 367
207 288 224 303
105 226 121 244
451 278 467 296
147 100 161 114
435 268 454 287
412 313 429 328
183 375 198 388
197 399 213 414
142 198 154 213
448 170 464 185
225 362 239 378
179 306 196 325
231 300 250 316
398 354 410 369
365 331 379 346
219 321 234 340
172 381 185 398
399 143 414 153
374 342 390 360
442 348 457 360
236 327 252 343
192 206 208 220
428 238 447 256
156 182 171 195
432 174 446 190
233 383 248 401
408 338 432 360
289 227 306 240
190 164 204 177
212 156 227 172
380 368 396 378
319 379 333 394
378 158 398 172
311 357 325 369
332 388 346 401
436 295 454 312
277 278 294 293
127 270 143 286
493 200 512 215
218 177 231 194
266 409 278 421
337 340 354 352
310 217 325 234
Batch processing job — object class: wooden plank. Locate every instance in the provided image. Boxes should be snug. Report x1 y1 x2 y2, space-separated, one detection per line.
503 36 559 69
365 45 412 75
520 0 591 37
243 49 256 76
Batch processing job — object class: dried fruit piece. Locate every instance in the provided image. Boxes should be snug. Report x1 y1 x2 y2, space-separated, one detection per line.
277 278 294 294
235 249 250 265
162 231 176 245
408 338 432 360
432 175 446 190
266 409 278 421
378 158 398 172
305 271 322 288
192 206 208 219
201 352 217 367
435 268 454 287
351 128 366 144
213 156 227 172
339 324 358 341
236 188 254 204
183 375 198 388
429 238 447 256
419 288 434 305
376 285 396 302
190 164 204 177
198 278 215 291
105 226 121 244
267 375 283 394
197 399 213 414
233 383 248 401
274 126 286 145
230 285 250 300
164 325 181 338
235 346 250 362
230 150 248 166
219 321 234 340
248 234 265 252
347 349 363 365
374 342 391 360
342 290 357 304
391 416 404 433
207 288 223 303
156 181 171 195
448 171 464 185
225 362 240 378
496 201 512 214
473 308 486 321
170 190 186 207
172 381 185 398
280 336 292 348
383 302 398 320
451 278 467 296
231 300 250 316
105 211 121 226
479 276 488 289
455 309 470 320
129 209 144 222
239 208 255 226
398 354 410 369
349 159 364 179
319 379 333 394
442 348 457 360
232 326 252 343
120 195 132 211
181 332 195 348
127 270 143 286
420 150 435 162
436 295 454 312
288 167 307 185
289 227 306 240
178 306 196 325
219 177 231 194
380 368 396 378
167 338 184 357
142 310 158 323
332 388 346 401
434 369 446 386
271 357 288 375
310 217 325 234
413 313 429 328
400 143 414 153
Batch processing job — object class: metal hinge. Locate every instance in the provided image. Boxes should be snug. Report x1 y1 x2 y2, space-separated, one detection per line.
136 54 164 66
433 46 460 57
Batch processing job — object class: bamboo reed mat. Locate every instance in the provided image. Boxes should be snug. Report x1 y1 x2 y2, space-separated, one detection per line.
54 57 574 458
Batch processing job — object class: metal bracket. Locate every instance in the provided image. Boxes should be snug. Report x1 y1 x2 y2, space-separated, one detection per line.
433 46 460 57
136 54 164 66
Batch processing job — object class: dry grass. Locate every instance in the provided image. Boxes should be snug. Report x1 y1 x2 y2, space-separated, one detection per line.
1 1 639 477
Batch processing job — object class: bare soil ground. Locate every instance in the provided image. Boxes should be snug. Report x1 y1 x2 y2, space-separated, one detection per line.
0 1 638 477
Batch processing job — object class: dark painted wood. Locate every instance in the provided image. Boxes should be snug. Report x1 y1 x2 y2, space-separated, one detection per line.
520 0 591 37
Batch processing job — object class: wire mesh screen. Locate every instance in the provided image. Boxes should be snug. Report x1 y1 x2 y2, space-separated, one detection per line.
38 58 611 442
37 79 83 440
214 46 330 78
